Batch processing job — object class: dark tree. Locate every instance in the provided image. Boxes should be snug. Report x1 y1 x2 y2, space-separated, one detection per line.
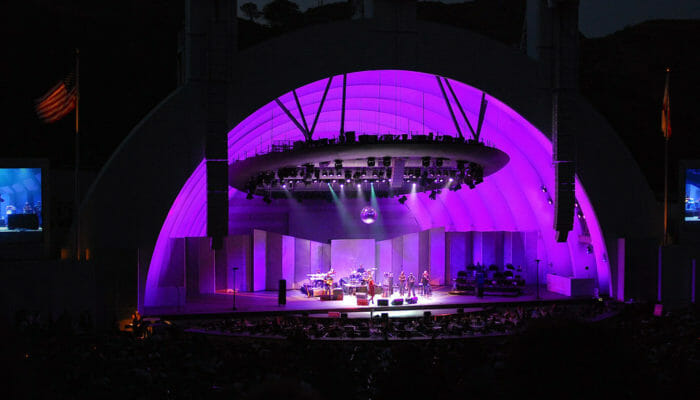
240 2 261 21
262 0 302 27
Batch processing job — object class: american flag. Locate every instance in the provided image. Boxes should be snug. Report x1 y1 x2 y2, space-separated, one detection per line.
35 72 77 123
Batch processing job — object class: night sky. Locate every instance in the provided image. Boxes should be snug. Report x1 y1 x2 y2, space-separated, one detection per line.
1 0 698 199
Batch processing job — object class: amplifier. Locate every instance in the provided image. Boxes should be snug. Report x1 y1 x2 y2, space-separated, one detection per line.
377 299 389 306
405 296 418 304
356 286 368 293
391 298 404 306
333 288 344 297
313 288 325 297
356 293 367 300
320 294 341 301
357 298 369 306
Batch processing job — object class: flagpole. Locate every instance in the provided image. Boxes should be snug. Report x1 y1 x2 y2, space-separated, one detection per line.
663 133 669 245
75 48 81 260
662 68 670 246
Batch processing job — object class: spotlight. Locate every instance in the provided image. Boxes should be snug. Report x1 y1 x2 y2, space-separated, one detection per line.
334 159 343 169
435 158 443 167
383 156 391 167
547 197 553 205
367 157 375 167
398 195 407 205
429 190 437 200
449 178 454 182
282 184 287 189
541 185 547 193
422 157 430 167
246 191 254 200
340 184 344 188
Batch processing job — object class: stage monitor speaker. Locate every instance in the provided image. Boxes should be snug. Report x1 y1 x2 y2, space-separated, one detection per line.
405 296 418 304
377 299 389 306
7 214 39 230
391 298 403 305
278 279 286 305
357 298 369 306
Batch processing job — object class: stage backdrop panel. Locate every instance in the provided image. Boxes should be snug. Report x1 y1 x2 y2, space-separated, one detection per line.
253 229 267 291
330 239 376 278
222 234 252 292
402 232 419 277
429 227 446 285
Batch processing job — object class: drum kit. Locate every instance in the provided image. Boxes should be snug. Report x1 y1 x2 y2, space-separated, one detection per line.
306 267 377 293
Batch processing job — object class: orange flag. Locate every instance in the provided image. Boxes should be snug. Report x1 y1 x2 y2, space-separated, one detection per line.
661 69 671 139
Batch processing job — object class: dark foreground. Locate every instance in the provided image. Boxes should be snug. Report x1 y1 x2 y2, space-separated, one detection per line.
3 302 698 400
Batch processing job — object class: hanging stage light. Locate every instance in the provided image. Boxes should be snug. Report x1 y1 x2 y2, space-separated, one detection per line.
398 195 408 204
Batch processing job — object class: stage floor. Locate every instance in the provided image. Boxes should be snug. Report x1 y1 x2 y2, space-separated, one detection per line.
144 285 578 319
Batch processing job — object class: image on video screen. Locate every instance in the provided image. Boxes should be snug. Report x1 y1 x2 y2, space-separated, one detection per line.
0 168 42 232
686 168 700 222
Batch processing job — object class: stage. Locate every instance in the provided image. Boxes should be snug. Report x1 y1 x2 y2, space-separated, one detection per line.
143 285 579 319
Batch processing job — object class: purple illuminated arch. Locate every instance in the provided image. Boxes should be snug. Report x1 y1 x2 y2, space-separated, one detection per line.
145 70 610 306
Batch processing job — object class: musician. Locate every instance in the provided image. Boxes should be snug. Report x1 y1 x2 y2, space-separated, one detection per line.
357 265 365 274
23 202 34 214
368 277 376 304
398 271 406 296
387 272 394 296
421 270 431 297
407 272 416 297
324 268 336 295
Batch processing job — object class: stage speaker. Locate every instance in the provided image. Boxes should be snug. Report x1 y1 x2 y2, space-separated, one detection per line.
377 299 389 306
333 288 344 297
391 298 403 306
357 298 369 306
206 160 228 249
356 292 367 300
405 297 418 304
278 279 286 305
7 214 39 230
554 162 575 242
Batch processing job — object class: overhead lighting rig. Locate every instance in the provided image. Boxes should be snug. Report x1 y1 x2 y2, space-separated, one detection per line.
231 132 508 201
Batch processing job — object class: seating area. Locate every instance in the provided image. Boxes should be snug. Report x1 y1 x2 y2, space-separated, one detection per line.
7 301 699 399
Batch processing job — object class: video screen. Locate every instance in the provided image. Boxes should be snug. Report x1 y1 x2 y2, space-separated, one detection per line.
686 168 700 222
0 168 42 232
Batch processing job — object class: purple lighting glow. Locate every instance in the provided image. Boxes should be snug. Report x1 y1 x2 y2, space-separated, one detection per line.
145 70 610 307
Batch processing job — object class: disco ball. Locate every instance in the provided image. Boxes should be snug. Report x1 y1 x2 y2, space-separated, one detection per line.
360 206 377 224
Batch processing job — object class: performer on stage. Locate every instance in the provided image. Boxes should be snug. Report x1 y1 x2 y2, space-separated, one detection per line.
387 272 394 296
368 277 376 305
382 273 389 297
421 270 431 297
357 264 365 274
398 271 406 296
407 272 416 297
324 267 336 295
